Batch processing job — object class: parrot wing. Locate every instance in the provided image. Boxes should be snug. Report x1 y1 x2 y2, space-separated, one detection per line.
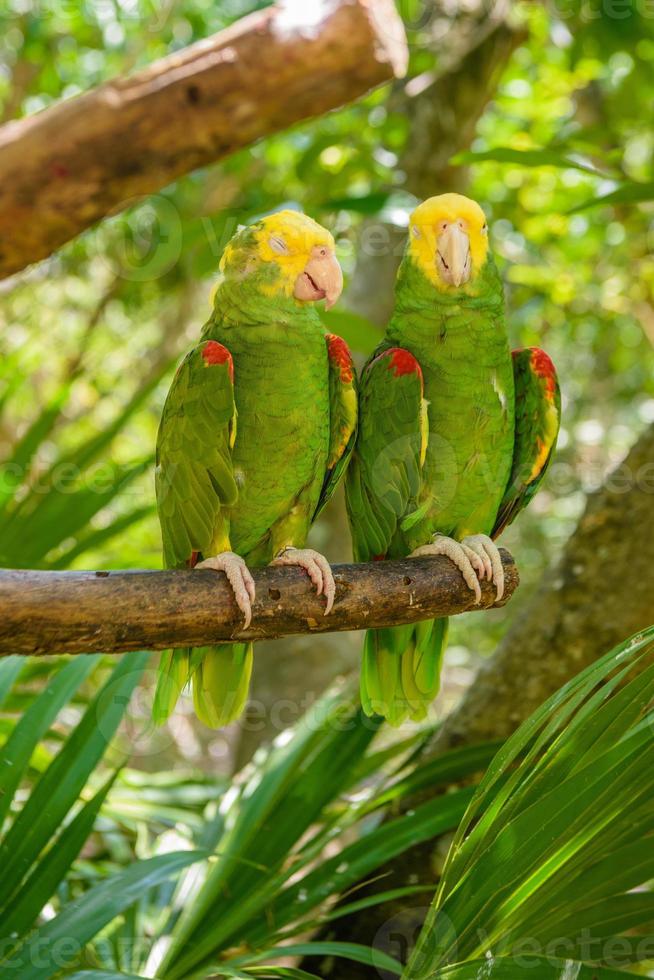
492 346 561 538
345 346 427 562
155 339 238 569
313 333 358 520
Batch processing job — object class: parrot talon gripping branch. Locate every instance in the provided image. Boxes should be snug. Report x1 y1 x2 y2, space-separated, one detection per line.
0 552 519 658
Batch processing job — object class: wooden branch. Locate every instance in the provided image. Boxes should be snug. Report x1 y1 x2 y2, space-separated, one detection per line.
0 552 518 657
0 0 408 280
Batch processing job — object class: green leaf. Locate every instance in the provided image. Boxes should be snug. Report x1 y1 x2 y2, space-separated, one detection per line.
1 851 206 979
0 386 72 514
406 627 654 977
240 941 402 976
0 657 25 709
432 959 642 980
320 191 392 214
365 741 501 813
452 147 607 175
0 771 117 939
158 688 382 978
66 973 149 979
245 969 322 980
0 656 100 827
569 180 654 212
248 788 473 948
0 652 148 912
49 505 155 569
323 885 435 924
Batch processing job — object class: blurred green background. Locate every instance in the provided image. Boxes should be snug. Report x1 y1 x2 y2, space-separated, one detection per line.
1 0 654 770
2 3 654 977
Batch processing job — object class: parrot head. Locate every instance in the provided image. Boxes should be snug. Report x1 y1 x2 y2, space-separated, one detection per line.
408 193 489 291
219 210 343 310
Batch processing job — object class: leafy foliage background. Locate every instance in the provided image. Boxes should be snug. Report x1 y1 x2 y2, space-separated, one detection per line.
1 1 654 975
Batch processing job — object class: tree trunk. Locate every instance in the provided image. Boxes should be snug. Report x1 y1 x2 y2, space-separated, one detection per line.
0 0 407 280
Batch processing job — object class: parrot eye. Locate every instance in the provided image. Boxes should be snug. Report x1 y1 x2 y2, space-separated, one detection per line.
268 235 290 255
481 223 488 235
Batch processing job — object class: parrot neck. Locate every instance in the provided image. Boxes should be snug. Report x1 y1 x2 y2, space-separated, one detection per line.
206 277 323 332
389 253 504 336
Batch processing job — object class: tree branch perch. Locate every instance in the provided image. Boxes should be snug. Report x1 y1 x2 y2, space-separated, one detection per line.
0 552 518 657
0 0 408 280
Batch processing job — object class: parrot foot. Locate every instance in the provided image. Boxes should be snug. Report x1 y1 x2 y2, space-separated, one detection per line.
271 547 336 615
195 551 256 629
409 534 484 605
461 534 505 601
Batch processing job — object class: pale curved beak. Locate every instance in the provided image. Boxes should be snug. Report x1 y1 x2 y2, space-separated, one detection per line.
294 249 343 310
436 222 471 287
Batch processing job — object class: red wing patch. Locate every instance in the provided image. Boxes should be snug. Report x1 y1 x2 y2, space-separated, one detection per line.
202 341 234 381
514 346 557 399
372 347 423 382
326 333 355 384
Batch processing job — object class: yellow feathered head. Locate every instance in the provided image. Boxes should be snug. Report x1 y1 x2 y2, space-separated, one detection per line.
218 209 342 309
408 193 490 291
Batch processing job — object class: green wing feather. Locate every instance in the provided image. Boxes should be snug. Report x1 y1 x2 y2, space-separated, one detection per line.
314 333 358 520
346 346 442 725
492 346 561 538
155 340 237 570
154 340 239 725
345 345 427 562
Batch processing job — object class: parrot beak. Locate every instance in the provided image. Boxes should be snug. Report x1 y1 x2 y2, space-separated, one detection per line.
294 247 343 310
436 222 472 287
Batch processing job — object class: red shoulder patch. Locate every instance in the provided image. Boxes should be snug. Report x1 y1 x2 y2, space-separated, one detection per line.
326 333 354 384
383 347 423 380
525 346 557 399
202 340 234 382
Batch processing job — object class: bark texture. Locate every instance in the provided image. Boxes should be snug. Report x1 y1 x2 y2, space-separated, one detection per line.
0 551 517 657
0 0 407 279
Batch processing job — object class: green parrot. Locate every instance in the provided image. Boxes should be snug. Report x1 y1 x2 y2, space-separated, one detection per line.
154 210 357 728
346 193 561 726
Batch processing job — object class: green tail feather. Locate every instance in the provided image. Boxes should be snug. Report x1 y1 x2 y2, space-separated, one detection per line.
361 619 448 726
153 643 252 727
192 643 253 727
153 648 192 725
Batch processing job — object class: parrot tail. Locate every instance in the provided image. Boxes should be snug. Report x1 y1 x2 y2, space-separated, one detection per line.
153 643 253 727
360 618 448 726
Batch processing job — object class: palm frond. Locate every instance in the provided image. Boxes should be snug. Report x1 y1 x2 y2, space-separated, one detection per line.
406 626 654 977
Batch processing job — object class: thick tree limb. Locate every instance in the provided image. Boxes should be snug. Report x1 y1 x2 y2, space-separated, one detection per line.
0 0 407 280
0 552 517 657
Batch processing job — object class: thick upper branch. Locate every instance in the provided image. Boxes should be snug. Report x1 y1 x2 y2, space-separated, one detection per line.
0 552 518 656
0 0 407 280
